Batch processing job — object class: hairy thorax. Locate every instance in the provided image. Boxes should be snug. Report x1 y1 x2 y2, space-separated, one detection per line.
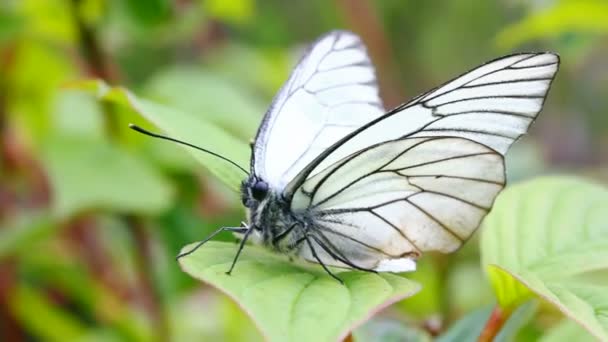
245 189 308 254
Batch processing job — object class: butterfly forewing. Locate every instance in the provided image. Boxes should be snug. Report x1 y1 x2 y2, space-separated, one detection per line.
252 30 385 190
285 52 559 189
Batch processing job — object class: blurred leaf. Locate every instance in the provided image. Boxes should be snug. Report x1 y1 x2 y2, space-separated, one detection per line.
8 40 74 143
481 176 608 340
78 0 105 25
52 89 105 139
354 319 432 342
202 0 254 25
42 137 173 218
446 261 494 316
219 295 265 342
437 301 536 342
205 44 290 96
72 80 250 192
397 257 442 317
437 306 492 342
9 285 88 341
168 292 263 341
123 0 172 27
19 247 153 342
539 319 596 342
504 142 546 182
21 0 75 44
496 0 608 49
0 6 24 43
46 260 152 341
144 66 263 139
497 301 538 341
0 212 53 260
178 241 420 342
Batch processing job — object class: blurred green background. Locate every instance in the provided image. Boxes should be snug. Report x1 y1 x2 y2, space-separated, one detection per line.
0 0 606 341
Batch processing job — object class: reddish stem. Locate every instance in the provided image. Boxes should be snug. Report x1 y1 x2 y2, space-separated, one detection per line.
477 306 510 342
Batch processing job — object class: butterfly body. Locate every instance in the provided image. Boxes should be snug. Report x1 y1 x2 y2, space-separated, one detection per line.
242 177 306 254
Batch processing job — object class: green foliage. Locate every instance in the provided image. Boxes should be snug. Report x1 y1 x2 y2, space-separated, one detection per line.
75 80 250 191
123 0 172 27
9 285 89 341
481 177 608 340
0 212 53 260
42 136 173 218
203 0 255 25
143 66 263 139
354 319 432 342
496 0 608 49
539 319 596 342
178 241 420 342
438 301 536 342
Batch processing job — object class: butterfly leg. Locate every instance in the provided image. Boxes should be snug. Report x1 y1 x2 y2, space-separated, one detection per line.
226 222 255 275
176 225 248 260
311 234 378 274
305 236 344 285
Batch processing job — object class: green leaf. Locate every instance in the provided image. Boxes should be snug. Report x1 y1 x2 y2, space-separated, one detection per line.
73 80 249 192
42 137 173 218
539 319 596 342
51 90 105 140
143 66 263 139
178 241 420 342
481 176 608 340
123 0 172 27
203 0 255 25
354 318 432 342
0 212 54 260
496 0 608 49
396 257 442 317
0 7 25 44
9 285 88 341
437 301 536 342
437 306 492 342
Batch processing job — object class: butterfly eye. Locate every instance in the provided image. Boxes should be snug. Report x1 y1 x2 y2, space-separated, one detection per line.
251 180 269 201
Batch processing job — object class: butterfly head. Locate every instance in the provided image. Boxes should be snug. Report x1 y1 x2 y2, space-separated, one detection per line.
241 177 270 208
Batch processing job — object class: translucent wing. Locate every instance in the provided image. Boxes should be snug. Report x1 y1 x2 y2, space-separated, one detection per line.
252 30 384 189
289 53 559 271
294 137 505 271
287 52 559 188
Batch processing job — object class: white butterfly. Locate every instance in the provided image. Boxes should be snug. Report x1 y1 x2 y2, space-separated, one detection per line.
137 30 559 283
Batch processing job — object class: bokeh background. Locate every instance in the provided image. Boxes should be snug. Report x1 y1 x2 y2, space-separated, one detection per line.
0 0 606 341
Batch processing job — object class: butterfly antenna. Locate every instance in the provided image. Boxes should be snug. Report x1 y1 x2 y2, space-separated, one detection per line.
129 124 249 175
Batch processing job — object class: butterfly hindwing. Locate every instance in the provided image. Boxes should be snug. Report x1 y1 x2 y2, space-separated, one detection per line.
292 137 504 271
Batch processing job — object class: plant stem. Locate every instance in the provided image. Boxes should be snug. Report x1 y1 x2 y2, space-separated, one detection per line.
477 306 510 342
